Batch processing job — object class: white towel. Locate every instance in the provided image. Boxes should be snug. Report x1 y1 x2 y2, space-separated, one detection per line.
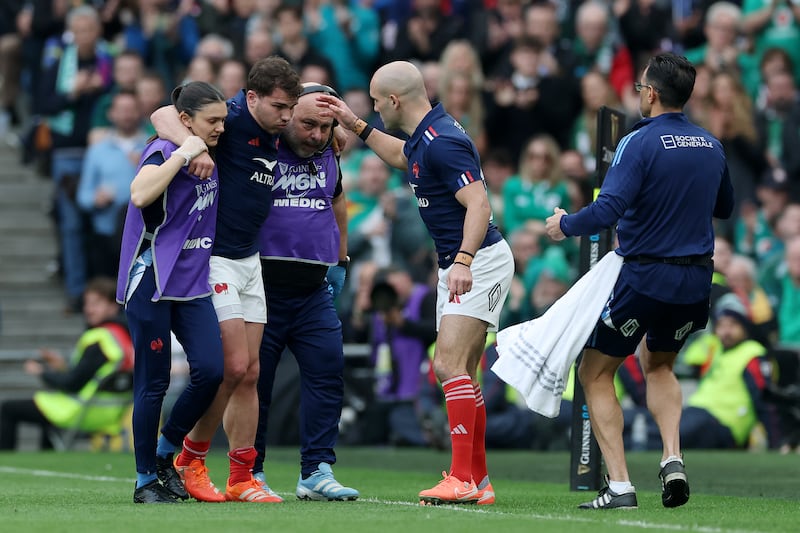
491 251 624 417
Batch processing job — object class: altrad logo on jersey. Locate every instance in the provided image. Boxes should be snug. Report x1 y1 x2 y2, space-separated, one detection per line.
408 182 429 208
250 172 274 185
250 157 277 185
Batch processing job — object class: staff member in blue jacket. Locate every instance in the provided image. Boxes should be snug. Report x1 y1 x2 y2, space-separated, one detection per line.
546 53 735 510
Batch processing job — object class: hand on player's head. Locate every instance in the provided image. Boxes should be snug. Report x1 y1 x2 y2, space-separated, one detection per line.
316 94 358 130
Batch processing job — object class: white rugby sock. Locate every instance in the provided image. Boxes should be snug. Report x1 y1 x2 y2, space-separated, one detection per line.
609 480 634 494
660 455 683 468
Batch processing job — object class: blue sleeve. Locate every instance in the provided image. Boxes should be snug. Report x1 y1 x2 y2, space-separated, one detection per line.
714 164 735 219
76 146 99 211
561 132 644 237
427 136 483 194
143 151 165 167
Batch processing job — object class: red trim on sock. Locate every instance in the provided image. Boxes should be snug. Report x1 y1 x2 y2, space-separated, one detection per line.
472 383 488 485
228 446 256 486
443 375 476 481
175 437 211 467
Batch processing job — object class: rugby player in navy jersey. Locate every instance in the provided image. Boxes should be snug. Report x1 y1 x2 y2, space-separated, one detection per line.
318 61 515 506
150 57 302 503
545 53 735 510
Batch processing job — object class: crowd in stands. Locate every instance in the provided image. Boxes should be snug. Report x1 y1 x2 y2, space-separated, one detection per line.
1 0 799 452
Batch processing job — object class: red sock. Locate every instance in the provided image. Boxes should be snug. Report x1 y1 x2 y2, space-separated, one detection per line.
442 374 476 482
228 446 256 486
175 437 210 467
471 382 488 486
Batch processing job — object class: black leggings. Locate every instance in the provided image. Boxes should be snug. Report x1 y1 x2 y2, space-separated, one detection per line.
0 398 55 450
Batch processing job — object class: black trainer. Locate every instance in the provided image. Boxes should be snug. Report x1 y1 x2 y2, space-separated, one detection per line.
133 480 180 504
660 460 690 508
579 478 638 510
156 453 190 500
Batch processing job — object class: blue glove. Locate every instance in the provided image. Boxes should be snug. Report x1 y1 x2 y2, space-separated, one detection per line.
326 263 347 300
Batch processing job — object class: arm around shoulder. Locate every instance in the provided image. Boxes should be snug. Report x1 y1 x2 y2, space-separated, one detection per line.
150 105 191 145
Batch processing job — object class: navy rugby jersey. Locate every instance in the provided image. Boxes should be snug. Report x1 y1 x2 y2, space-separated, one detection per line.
561 112 734 304
403 104 502 268
212 90 280 259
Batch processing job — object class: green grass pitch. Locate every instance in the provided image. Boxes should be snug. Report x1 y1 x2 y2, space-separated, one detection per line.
1 447 797 532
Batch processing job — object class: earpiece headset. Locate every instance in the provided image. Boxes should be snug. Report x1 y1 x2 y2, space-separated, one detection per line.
299 83 341 100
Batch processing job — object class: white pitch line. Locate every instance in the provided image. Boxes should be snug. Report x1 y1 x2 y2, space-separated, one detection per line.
0 466 769 533
362 497 767 533
0 465 136 483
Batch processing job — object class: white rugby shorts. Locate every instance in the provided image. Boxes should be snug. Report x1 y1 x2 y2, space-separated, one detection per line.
209 253 267 323
436 239 514 332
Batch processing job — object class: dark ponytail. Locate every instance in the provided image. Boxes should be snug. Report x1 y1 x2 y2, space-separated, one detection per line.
171 81 225 117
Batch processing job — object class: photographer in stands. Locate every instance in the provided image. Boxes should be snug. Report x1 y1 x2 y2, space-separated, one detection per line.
358 265 437 446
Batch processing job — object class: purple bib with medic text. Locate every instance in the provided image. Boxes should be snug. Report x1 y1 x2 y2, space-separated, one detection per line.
258 144 339 265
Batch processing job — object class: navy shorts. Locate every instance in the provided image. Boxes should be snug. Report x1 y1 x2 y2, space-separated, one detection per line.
586 277 709 357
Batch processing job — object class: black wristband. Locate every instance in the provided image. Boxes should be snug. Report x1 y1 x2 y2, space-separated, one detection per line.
358 124 374 141
454 261 471 268
458 249 475 258
337 256 350 269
